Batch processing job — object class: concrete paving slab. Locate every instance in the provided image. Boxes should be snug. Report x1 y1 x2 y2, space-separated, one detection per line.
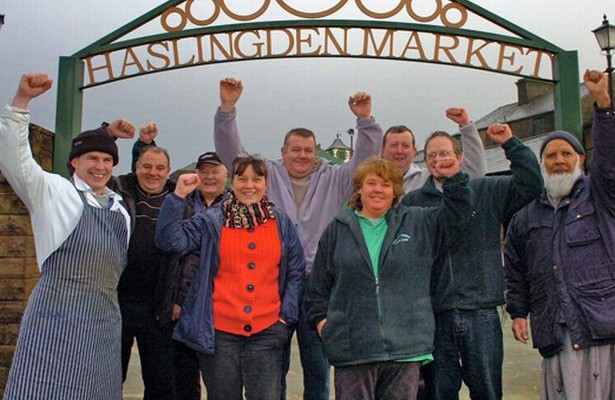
123 313 542 399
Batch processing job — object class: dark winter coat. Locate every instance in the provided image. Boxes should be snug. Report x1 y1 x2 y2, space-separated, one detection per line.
505 106 615 357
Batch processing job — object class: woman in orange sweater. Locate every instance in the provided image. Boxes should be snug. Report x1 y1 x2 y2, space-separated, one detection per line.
156 155 305 400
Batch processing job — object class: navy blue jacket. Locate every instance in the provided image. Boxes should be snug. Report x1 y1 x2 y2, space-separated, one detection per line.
155 193 305 354
153 189 230 326
505 106 615 357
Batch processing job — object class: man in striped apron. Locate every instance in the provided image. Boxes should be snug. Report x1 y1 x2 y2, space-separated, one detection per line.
0 73 134 399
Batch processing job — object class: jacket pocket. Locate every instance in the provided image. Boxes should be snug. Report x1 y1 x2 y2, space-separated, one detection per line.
527 275 558 349
529 303 557 350
320 312 351 364
527 273 550 311
526 219 553 259
569 269 615 340
565 204 600 246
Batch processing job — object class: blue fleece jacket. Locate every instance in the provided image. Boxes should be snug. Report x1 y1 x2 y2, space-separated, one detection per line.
155 194 305 354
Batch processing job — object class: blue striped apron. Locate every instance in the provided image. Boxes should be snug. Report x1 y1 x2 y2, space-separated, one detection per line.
4 193 128 400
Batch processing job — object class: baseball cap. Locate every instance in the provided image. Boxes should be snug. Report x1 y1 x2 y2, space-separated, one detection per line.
196 151 223 168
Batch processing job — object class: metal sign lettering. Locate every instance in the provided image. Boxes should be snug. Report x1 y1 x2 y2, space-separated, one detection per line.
83 25 553 87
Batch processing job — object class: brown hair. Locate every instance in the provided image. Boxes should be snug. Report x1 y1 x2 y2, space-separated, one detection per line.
137 145 171 166
231 154 268 181
382 125 416 147
424 131 462 156
283 128 316 148
348 157 405 211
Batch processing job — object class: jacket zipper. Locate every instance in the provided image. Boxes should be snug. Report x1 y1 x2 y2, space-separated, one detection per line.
375 276 388 354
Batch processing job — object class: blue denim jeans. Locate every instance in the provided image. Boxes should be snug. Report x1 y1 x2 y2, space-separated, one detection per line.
433 308 503 400
199 322 291 400
281 280 330 400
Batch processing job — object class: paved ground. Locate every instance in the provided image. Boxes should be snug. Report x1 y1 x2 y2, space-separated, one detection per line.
123 312 542 399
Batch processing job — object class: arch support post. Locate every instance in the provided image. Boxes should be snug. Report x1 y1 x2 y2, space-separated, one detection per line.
553 50 582 139
54 56 84 176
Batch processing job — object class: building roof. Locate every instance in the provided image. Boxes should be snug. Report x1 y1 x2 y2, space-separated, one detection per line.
474 84 589 129
483 134 546 174
325 136 351 151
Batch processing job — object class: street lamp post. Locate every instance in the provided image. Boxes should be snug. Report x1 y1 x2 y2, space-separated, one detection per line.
347 128 355 156
592 14 615 102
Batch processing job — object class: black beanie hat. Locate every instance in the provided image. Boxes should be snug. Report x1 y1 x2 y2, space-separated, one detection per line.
539 131 585 158
67 127 119 167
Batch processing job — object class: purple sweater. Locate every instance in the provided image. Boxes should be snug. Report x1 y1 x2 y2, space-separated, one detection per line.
214 108 382 274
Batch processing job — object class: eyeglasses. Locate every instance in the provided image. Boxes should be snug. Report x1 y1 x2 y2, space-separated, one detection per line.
425 150 454 160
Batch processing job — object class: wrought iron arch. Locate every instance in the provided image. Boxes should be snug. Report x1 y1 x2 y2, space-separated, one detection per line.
55 0 581 173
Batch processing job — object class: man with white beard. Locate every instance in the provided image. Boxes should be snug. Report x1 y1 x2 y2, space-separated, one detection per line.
539 133 584 203
504 69 615 400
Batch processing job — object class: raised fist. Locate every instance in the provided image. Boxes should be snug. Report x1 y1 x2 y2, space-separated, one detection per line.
486 123 513 145
348 91 372 119
175 173 201 198
139 122 158 144
220 77 243 111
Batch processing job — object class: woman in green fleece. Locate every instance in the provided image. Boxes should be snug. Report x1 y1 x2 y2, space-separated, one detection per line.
306 157 472 400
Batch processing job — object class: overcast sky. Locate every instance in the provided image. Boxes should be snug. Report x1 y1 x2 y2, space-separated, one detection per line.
0 1 613 174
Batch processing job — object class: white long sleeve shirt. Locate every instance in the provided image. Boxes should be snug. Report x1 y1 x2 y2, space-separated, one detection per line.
0 105 130 268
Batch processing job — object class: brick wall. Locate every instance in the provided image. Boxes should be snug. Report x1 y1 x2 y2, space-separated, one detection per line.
0 124 53 393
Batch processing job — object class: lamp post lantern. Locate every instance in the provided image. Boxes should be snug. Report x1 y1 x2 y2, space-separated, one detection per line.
347 128 355 157
592 14 615 102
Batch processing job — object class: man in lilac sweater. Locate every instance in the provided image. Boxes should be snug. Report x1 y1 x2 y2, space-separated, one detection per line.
214 78 383 400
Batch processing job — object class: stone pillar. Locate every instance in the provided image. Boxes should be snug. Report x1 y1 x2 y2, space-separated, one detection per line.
0 124 53 394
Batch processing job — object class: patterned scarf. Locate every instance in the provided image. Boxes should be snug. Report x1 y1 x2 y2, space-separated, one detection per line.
222 192 276 229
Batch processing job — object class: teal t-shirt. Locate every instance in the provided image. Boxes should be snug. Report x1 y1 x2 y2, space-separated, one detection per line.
356 211 387 279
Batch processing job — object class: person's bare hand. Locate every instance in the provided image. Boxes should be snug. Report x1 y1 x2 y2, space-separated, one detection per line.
486 123 513 145
107 119 136 139
220 77 243 112
316 318 327 337
175 173 201 198
11 73 53 109
348 92 372 119
171 304 182 321
583 69 611 108
446 107 471 126
139 122 158 144
512 317 529 344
